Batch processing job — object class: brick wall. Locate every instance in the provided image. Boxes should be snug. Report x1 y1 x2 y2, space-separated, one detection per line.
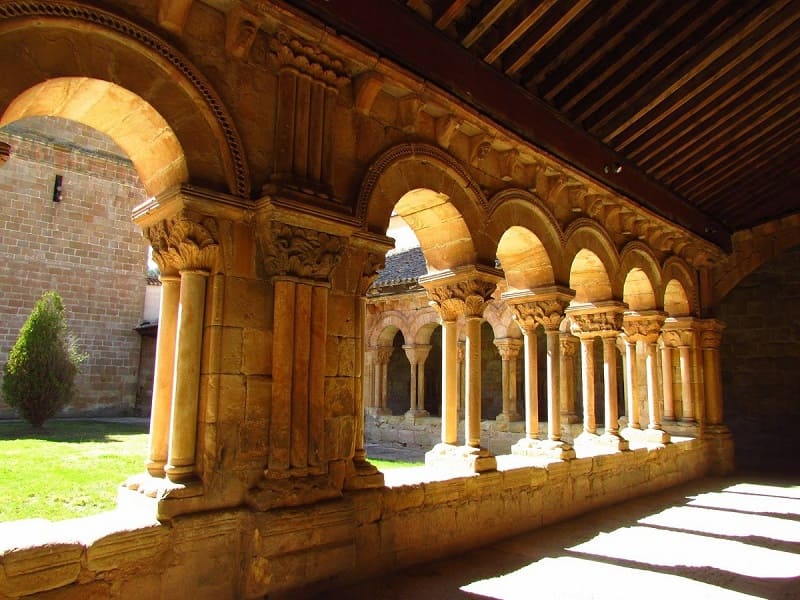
717 245 800 473
0 116 149 417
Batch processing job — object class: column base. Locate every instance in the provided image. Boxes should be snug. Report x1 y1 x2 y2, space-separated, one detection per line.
405 409 430 419
496 412 522 423
598 432 630 452
511 437 575 460
620 425 643 442
425 443 497 473
643 427 671 445
246 471 342 511
164 463 196 484
145 460 166 478
561 412 582 424
343 458 385 490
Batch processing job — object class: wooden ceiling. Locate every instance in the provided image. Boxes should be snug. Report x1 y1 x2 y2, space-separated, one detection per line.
287 0 800 246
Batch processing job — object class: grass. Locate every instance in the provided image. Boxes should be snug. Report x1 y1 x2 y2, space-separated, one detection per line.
0 419 149 522
0 419 424 522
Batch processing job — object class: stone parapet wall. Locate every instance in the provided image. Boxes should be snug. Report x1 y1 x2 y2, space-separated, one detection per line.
0 436 731 599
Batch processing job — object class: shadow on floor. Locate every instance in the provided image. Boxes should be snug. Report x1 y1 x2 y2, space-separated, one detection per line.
325 473 800 599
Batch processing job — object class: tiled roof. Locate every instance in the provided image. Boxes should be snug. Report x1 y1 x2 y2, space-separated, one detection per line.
373 246 426 288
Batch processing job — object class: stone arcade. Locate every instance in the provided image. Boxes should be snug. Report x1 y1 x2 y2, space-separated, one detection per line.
0 1 789 598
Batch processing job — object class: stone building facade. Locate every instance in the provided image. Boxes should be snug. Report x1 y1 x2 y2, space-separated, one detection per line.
0 1 791 598
0 116 150 416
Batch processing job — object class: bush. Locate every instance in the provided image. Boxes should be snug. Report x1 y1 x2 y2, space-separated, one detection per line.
1 291 87 428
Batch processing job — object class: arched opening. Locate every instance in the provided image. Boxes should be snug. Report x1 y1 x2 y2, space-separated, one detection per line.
386 330 410 415
623 268 657 311
570 248 612 303
496 226 555 291
664 279 691 317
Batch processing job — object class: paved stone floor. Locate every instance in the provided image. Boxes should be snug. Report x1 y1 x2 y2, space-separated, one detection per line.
329 473 800 599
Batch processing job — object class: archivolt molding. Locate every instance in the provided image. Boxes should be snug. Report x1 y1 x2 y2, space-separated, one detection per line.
145 210 220 274
0 1 250 199
488 188 565 247
618 241 662 295
357 143 488 229
367 311 407 348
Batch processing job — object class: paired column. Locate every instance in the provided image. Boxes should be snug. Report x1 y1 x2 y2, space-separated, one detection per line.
661 317 699 424
403 344 431 417
420 266 501 472
699 319 726 431
142 210 220 485
504 286 575 459
559 333 580 424
371 346 393 415
623 311 670 444
569 302 628 452
494 338 522 423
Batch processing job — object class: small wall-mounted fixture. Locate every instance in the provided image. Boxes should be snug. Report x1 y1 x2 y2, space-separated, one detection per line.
603 162 623 175
52 174 63 203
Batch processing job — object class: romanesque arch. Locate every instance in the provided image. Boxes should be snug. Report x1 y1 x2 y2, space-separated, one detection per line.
663 256 699 316
496 226 557 291
357 143 494 266
619 242 662 311
564 218 620 301
0 2 249 198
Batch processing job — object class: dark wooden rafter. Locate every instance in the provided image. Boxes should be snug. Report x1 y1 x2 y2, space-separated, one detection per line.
288 0 800 238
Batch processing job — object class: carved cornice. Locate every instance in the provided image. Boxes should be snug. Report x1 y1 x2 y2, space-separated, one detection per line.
0 1 250 198
145 210 219 274
0 141 10 166
622 310 667 344
269 29 349 87
264 223 345 283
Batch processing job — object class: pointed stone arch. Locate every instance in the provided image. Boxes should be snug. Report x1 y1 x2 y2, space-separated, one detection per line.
357 143 494 267
0 2 250 198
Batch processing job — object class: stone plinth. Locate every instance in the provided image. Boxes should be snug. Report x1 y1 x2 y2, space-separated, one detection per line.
425 443 498 473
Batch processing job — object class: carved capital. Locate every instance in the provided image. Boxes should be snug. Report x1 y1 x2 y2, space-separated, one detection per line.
226 5 259 59
374 346 393 365
264 223 344 283
696 319 726 349
567 301 626 338
426 278 496 321
494 338 522 361
622 310 667 344
144 210 219 274
403 344 432 365
269 29 349 87
559 333 578 358
503 285 574 333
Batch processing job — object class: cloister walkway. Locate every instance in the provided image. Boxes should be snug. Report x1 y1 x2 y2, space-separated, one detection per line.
329 474 800 599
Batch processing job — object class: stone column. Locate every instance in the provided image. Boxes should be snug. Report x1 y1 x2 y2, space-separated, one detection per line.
346 244 388 491
456 340 466 422
494 338 522 423
141 211 219 485
421 266 501 472
374 346 393 415
570 302 628 452
441 319 459 445
165 269 210 482
505 286 575 459
623 311 670 445
416 344 431 413
699 319 726 429
660 343 675 421
662 318 697 424
559 333 580 424
146 274 180 476
403 344 431 417
621 334 640 433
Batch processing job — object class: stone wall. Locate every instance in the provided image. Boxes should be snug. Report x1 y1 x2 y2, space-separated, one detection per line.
0 436 729 599
0 117 149 416
717 245 800 472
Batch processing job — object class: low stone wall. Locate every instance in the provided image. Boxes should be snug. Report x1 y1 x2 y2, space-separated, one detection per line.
0 436 731 599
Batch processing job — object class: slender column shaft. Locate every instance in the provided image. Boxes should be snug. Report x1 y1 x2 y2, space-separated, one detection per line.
380 361 388 409
307 285 328 467
580 337 596 434
500 355 511 417
624 340 640 429
523 329 539 439
546 330 562 441
409 359 418 412
291 284 312 469
147 275 180 476
166 269 208 482
661 345 675 421
441 320 458 444
704 347 724 425
465 316 482 448
269 279 295 471
372 358 381 409
417 359 426 411
645 342 661 429
508 355 518 418
602 336 620 435
559 335 576 421
679 345 695 421
354 298 368 461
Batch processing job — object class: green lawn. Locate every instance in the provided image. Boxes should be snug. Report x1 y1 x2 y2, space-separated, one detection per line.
0 419 149 522
0 419 423 522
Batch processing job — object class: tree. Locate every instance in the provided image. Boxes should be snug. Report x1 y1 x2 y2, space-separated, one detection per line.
1 291 87 428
